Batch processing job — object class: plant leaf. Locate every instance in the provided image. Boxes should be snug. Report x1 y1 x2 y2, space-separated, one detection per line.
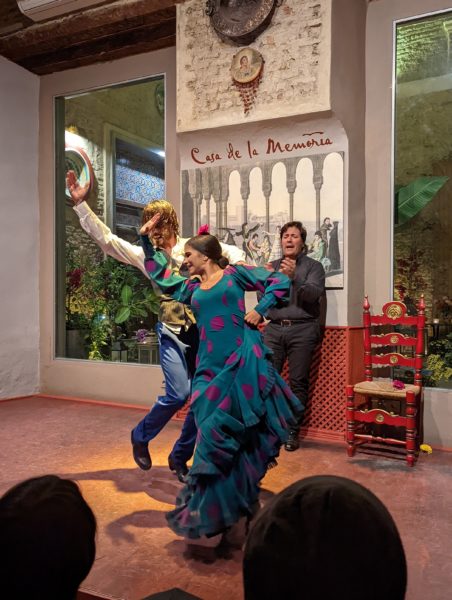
120 285 133 305
115 306 130 324
148 299 160 315
144 289 159 302
396 176 448 227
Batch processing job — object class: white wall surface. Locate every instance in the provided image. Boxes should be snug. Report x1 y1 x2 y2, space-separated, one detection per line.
0 57 40 399
39 47 178 406
366 0 452 448
177 0 332 131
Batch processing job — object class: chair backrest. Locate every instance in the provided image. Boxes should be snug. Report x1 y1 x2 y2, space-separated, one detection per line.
363 296 425 387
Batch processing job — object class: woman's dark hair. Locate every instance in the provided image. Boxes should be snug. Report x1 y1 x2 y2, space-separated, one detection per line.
0 475 96 599
314 230 322 236
280 221 307 243
187 233 229 268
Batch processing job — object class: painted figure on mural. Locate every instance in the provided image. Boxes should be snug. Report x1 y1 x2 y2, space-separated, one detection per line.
236 222 260 263
247 232 262 264
218 227 237 246
259 233 272 266
139 215 303 543
327 220 341 271
320 217 332 251
181 153 345 289
268 225 282 262
307 230 326 262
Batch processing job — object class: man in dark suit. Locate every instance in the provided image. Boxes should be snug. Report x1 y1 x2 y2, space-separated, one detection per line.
264 221 325 451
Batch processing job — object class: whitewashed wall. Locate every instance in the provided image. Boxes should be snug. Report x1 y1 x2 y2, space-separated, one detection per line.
177 0 332 132
0 57 40 399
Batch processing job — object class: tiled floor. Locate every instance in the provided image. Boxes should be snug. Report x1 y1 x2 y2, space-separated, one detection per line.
0 396 451 600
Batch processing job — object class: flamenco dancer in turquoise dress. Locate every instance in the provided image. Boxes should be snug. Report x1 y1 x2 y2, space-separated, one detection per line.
140 215 303 541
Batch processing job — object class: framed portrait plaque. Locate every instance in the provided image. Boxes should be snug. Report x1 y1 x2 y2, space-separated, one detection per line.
231 48 264 114
231 48 264 84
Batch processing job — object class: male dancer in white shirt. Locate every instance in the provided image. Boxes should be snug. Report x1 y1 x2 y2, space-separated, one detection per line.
66 171 245 481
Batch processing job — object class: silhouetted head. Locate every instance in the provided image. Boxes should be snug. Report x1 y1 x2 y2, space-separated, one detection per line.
243 475 407 600
0 475 96 599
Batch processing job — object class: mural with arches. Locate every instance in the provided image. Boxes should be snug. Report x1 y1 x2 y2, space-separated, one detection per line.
182 151 344 288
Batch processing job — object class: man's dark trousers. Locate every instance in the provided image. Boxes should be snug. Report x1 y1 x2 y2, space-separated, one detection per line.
264 320 320 430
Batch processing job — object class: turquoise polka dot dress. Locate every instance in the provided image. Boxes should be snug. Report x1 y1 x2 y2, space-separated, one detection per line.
142 236 303 539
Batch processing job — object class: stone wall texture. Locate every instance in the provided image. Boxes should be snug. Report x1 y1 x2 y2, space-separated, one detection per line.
397 16 452 84
64 80 164 253
177 0 331 132
65 81 163 219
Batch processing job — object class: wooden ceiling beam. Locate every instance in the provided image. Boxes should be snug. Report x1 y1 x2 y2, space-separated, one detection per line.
16 18 176 75
1 6 176 61
0 0 181 53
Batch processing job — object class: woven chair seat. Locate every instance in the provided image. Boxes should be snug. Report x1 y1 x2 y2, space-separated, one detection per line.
353 380 420 399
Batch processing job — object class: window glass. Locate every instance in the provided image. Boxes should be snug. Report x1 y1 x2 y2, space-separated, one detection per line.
394 13 452 388
55 76 164 364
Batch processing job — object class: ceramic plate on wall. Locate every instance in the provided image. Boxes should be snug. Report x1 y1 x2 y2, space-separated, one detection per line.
65 146 94 198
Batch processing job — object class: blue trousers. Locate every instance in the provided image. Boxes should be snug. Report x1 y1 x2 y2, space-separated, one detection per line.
131 322 198 466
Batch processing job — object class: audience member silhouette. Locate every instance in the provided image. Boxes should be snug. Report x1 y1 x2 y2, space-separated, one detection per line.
243 475 407 600
0 475 96 600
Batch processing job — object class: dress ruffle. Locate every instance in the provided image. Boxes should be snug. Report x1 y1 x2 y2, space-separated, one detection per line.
166 328 303 539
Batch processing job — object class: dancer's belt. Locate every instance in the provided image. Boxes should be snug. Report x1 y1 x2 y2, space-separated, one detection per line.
269 319 310 327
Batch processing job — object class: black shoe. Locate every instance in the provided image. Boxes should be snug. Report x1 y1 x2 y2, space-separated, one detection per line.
131 433 152 470
284 430 300 452
168 455 189 483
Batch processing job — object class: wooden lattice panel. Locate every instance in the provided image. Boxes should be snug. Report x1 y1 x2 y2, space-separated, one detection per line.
175 327 364 443
300 328 348 441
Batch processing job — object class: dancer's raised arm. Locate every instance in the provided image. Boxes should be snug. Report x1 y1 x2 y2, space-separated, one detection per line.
67 170 148 277
140 215 199 304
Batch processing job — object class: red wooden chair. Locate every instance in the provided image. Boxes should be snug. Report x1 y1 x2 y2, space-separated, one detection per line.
346 296 425 467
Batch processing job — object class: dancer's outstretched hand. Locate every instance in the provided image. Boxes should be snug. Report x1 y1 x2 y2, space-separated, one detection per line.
140 213 161 236
245 309 263 327
66 170 89 205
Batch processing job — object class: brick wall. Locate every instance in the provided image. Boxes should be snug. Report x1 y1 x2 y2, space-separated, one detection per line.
177 0 332 132
397 18 451 84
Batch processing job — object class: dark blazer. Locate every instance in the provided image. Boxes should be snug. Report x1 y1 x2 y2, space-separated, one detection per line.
266 253 325 321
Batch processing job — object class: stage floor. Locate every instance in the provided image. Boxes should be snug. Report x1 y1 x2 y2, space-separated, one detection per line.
0 396 450 600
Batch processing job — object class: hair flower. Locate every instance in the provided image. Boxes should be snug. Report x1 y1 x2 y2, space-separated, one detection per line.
197 224 210 235
392 379 405 390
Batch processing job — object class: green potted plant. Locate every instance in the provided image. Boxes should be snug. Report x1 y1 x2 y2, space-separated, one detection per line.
425 333 452 388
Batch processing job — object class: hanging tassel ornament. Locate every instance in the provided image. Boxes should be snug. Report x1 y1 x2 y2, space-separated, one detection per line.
231 48 264 115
